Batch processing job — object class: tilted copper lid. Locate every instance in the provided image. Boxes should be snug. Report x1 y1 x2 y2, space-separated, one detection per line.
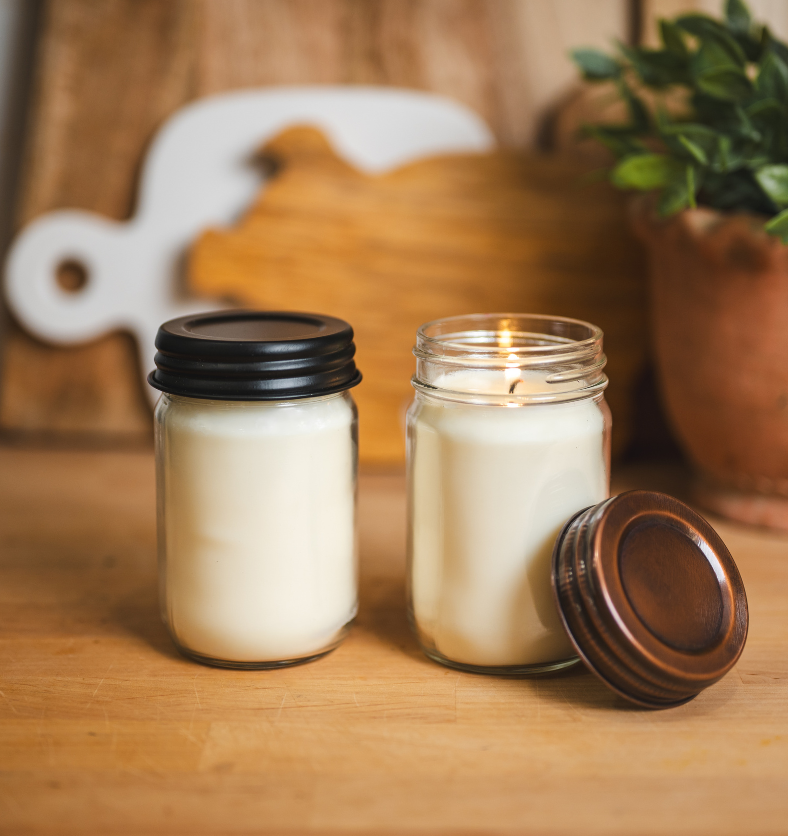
552 491 748 708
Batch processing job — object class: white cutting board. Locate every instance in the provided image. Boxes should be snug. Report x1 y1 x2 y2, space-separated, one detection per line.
3 87 494 401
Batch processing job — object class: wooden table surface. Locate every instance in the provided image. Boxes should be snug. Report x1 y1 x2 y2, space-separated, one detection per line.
2 447 788 835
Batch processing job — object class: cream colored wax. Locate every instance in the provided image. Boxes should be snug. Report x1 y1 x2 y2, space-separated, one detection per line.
408 369 608 669
156 393 357 664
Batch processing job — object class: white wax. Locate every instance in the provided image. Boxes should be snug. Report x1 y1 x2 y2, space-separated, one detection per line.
156 393 357 663
408 369 607 668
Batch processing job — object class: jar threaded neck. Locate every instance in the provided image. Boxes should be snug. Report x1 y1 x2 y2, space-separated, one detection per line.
412 313 607 405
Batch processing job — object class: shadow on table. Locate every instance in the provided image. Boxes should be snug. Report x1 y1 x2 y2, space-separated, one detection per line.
113 587 184 663
111 571 741 717
356 573 740 716
513 657 740 716
357 573 426 664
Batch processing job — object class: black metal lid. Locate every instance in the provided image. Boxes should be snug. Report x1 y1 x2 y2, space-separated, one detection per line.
148 310 362 401
552 491 748 709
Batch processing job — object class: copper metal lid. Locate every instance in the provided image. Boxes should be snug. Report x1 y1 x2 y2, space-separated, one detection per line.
551 491 748 708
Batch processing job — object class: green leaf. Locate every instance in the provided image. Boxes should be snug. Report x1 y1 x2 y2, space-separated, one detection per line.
702 169 778 214
725 0 752 36
718 134 732 171
678 134 709 164
660 19 687 56
764 207 788 242
690 34 752 101
611 154 683 190
731 11 764 61
740 151 772 169
658 119 719 165
695 66 752 101
678 14 747 66
619 43 689 87
734 30 764 62
765 29 788 67
572 2 788 218
687 166 698 208
733 105 761 139
690 94 762 144
584 126 646 158
660 121 719 142
657 165 698 216
747 97 785 117
756 50 788 101
571 48 621 81
693 40 736 74
755 164 788 206
617 79 650 131
658 180 691 216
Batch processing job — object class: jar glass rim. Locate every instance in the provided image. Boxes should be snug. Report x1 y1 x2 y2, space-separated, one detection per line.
412 313 607 404
416 313 602 358
415 313 603 366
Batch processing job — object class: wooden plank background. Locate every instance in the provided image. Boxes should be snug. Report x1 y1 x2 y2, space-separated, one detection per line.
0 0 631 452
3 0 787 458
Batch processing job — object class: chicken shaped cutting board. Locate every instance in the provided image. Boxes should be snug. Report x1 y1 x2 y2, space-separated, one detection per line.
189 127 647 464
3 88 494 443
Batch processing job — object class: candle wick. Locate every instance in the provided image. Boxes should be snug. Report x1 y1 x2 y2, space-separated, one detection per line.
508 379 521 394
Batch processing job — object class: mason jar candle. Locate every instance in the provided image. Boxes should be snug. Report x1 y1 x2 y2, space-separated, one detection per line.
407 314 611 674
149 310 361 669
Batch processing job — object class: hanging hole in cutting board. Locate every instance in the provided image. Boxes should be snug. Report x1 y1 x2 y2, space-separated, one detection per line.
251 151 282 180
55 259 89 293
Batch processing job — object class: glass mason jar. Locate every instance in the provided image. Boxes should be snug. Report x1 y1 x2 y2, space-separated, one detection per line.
407 314 611 675
150 310 361 669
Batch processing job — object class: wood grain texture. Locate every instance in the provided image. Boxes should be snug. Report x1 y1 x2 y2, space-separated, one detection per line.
2 0 629 445
196 0 628 148
188 127 648 463
1 447 788 834
1 0 200 439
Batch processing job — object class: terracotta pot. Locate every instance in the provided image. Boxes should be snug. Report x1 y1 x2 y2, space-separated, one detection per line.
632 198 788 530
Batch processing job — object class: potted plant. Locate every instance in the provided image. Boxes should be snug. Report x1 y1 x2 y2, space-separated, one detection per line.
572 0 788 529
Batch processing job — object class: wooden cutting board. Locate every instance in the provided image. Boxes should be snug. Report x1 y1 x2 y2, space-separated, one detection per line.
189 127 648 463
